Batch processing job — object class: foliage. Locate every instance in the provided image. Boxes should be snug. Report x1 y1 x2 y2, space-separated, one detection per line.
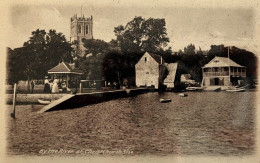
6 29 73 84
113 16 171 54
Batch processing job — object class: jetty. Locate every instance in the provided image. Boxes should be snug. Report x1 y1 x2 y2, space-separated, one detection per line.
38 88 153 113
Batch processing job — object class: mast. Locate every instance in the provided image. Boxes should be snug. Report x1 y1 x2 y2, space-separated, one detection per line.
228 46 231 85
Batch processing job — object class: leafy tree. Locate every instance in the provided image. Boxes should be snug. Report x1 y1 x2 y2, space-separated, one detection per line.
82 38 109 57
103 50 125 84
7 29 73 86
78 39 110 80
178 44 206 81
6 47 26 84
113 16 171 54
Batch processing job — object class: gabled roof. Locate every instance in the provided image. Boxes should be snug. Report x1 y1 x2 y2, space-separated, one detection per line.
164 63 178 83
181 74 192 80
203 56 245 68
48 62 83 74
147 52 166 64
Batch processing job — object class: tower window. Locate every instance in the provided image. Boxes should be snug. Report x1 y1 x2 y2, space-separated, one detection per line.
145 57 147 62
86 25 89 34
78 25 81 33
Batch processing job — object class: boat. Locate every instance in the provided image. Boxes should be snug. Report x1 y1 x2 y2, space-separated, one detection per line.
178 93 187 97
159 98 172 103
38 99 51 105
226 87 246 92
186 87 204 91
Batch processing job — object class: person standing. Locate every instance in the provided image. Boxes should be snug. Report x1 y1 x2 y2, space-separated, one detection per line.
31 80 35 94
43 77 51 93
52 79 59 93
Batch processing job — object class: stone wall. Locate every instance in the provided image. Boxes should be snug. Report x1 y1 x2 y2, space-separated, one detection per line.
135 52 159 88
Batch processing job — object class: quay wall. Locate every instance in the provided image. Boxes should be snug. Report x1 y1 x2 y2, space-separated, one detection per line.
6 94 67 104
6 88 153 105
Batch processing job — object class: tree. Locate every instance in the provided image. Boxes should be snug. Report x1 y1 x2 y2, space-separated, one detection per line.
179 44 206 81
77 39 110 80
82 38 109 57
113 16 171 54
7 29 73 86
103 50 125 84
6 47 26 84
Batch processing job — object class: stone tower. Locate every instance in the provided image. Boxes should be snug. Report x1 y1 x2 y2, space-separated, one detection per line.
70 14 93 56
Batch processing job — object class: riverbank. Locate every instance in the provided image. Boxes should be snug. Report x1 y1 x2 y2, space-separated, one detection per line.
6 88 156 105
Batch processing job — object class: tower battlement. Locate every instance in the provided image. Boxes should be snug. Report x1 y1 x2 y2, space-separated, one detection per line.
71 14 93 22
70 14 93 56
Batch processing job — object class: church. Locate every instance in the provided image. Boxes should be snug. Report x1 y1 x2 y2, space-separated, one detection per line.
70 14 93 56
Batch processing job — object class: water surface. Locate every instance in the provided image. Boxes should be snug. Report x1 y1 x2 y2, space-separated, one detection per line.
6 91 256 156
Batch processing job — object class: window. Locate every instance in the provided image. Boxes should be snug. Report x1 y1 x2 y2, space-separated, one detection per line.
78 25 81 33
85 25 89 34
145 57 147 62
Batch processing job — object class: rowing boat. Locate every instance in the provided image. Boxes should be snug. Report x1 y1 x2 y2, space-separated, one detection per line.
186 87 204 91
159 98 172 103
178 93 187 97
38 99 51 105
226 87 246 92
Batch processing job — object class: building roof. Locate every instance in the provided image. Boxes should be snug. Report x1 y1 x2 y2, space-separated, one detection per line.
164 63 178 83
203 56 245 68
181 74 192 80
148 52 166 64
48 62 83 74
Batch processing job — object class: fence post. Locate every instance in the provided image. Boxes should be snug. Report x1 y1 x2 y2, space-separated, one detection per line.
11 83 17 118
79 82 82 93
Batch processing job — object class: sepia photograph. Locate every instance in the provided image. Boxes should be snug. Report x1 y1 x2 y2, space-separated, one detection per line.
1 0 260 162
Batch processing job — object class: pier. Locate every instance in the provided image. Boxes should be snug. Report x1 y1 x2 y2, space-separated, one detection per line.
36 88 153 113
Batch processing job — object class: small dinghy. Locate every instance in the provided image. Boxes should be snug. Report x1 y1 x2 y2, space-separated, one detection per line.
159 98 172 103
178 93 187 97
226 87 246 92
186 87 204 91
38 99 51 105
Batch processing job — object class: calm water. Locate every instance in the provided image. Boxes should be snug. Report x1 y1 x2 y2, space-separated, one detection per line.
6 91 256 156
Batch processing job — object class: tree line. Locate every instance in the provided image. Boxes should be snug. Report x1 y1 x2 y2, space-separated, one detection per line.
6 16 257 86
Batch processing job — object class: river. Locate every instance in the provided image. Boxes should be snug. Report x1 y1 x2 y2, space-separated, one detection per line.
5 91 256 156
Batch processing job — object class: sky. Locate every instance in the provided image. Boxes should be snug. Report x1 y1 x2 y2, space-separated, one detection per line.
6 0 260 54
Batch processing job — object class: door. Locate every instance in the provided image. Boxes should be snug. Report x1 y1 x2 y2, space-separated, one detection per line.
214 78 219 85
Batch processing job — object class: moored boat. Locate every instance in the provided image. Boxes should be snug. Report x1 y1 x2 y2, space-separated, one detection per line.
38 99 51 105
186 87 204 91
178 93 187 97
226 87 246 92
159 98 172 103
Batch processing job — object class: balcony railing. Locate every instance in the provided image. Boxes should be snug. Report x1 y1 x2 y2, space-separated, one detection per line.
203 71 246 77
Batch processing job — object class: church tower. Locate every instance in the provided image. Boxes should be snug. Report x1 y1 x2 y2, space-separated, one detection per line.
70 14 93 56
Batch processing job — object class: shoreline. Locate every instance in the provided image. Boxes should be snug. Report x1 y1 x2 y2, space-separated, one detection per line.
5 88 156 105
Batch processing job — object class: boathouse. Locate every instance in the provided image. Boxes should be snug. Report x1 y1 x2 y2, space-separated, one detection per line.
135 52 166 89
135 52 178 89
48 62 83 88
202 56 246 87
